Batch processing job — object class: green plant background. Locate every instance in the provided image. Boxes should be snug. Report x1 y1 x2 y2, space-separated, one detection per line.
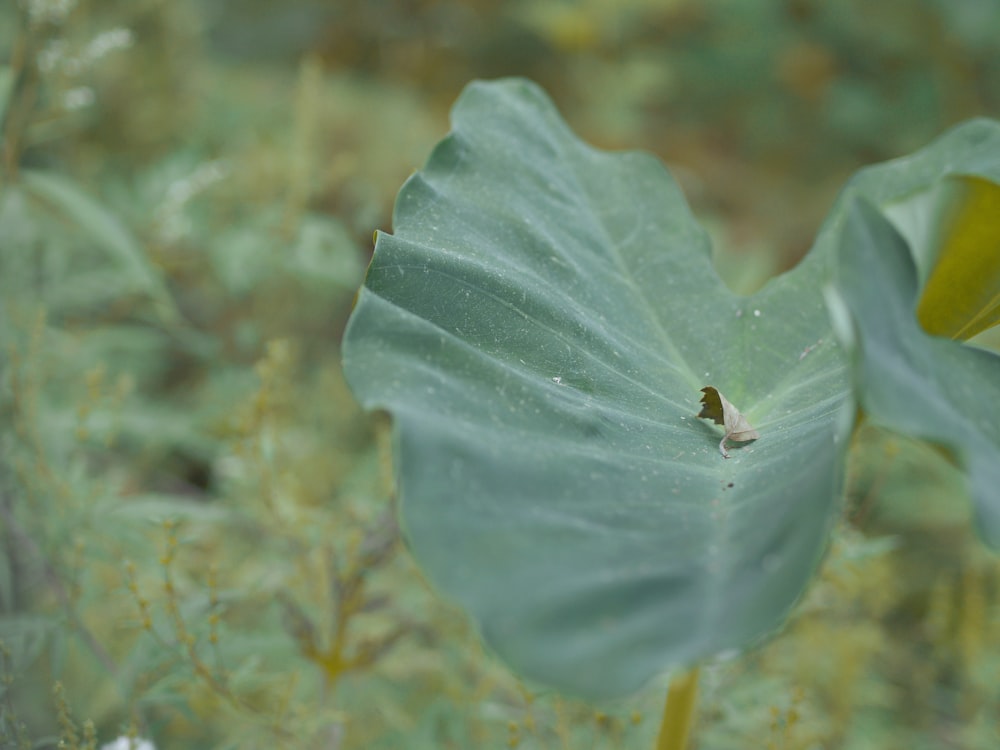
2 1 999 748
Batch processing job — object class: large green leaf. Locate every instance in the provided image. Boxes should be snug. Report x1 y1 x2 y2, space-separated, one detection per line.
344 79 850 698
831 199 1000 547
341 79 998 698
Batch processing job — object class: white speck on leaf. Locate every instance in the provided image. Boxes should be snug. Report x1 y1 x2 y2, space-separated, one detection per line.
753 309 761 317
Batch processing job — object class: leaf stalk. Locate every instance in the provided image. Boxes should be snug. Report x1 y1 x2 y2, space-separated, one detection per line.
654 667 699 750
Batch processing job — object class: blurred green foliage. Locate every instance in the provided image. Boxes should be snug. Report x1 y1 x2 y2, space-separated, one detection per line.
1 1 998 748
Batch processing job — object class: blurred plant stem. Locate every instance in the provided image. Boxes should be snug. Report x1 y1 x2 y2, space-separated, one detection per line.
0 493 121 682
1 7 37 182
280 507 404 693
654 667 699 750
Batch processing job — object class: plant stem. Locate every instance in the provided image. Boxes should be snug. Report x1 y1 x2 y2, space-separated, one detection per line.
654 667 700 750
